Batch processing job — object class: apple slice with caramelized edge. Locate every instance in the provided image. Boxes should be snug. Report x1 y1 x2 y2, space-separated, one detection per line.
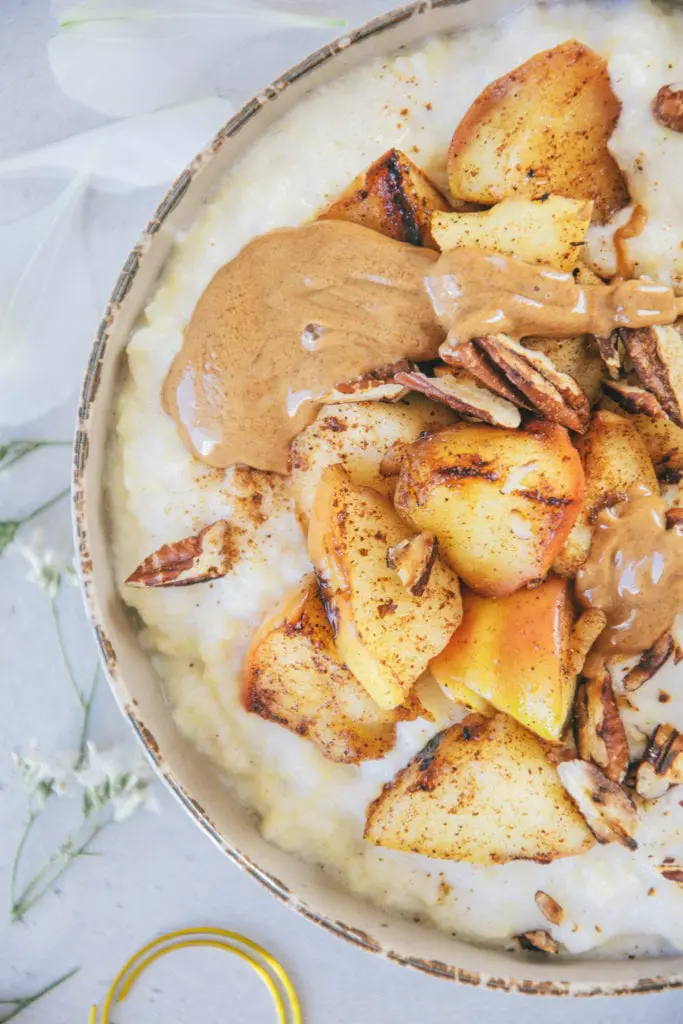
430 578 575 742
320 148 450 248
394 420 584 597
290 397 456 529
308 466 462 710
431 195 592 271
553 409 658 577
243 574 423 763
364 713 595 864
447 41 629 224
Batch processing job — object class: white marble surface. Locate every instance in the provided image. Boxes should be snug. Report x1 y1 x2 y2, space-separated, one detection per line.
1 1 682 1020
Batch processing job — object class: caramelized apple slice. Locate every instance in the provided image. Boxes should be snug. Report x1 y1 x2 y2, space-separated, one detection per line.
365 713 595 864
308 466 462 710
447 40 629 223
394 421 584 597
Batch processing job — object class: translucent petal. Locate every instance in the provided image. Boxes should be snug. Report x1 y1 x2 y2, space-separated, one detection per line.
48 0 365 117
0 98 233 193
0 174 95 427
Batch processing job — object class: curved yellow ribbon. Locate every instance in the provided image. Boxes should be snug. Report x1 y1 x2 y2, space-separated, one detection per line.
88 927 302 1023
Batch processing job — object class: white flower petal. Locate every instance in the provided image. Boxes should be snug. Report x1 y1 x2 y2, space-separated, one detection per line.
48 0 348 117
0 98 234 193
0 173 95 427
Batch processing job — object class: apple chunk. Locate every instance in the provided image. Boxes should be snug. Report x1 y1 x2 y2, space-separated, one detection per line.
364 713 595 864
447 40 629 223
430 578 576 742
308 466 462 710
394 421 584 597
243 575 410 763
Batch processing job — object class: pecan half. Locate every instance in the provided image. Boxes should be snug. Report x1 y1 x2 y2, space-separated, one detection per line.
623 632 674 692
386 532 438 597
574 672 629 783
635 724 683 800
516 930 559 955
619 324 683 427
393 368 521 428
476 333 591 433
321 360 412 404
125 520 240 587
438 340 532 406
535 891 564 927
558 759 638 850
602 376 667 420
565 609 607 678
653 84 683 132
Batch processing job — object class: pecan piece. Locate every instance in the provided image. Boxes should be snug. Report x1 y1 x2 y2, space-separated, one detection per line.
321 360 412 404
594 331 622 379
602 376 667 420
653 84 683 132
476 333 591 432
558 759 638 849
623 632 674 692
516 930 559 955
535 891 564 927
386 532 438 597
393 368 521 428
619 324 683 427
574 672 629 783
125 520 240 587
635 723 683 800
438 340 532 406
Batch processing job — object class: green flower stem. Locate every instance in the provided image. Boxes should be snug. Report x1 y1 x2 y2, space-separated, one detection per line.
0 440 70 473
10 822 107 923
76 664 100 768
8 810 39 923
22 486 70 527
50 597 85 709
0 486 70 556
0 968 78 1023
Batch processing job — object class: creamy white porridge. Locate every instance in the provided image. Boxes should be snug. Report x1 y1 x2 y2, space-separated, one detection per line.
110 0 683 957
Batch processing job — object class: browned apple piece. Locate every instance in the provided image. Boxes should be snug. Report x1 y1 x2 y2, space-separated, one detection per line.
553 410 658 577
430 578 576 742
447 40 629 223
320 148 450 247
394 420 584 597
364 713 595 864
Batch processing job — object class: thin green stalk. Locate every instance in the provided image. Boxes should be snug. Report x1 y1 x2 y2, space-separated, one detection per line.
11 823 107 922
50 597 85 709
75 664 100 768
0 440 70 473
23 487 70 527
8 811 39 923
0 968 78 1023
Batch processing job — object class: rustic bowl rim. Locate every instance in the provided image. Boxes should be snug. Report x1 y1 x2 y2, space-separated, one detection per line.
72 0 683 998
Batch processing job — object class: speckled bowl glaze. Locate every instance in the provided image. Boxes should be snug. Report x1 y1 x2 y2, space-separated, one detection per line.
73 0 683 996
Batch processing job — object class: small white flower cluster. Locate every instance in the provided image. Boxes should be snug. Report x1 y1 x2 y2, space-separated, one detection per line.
13 740 159 822
14 529 78 600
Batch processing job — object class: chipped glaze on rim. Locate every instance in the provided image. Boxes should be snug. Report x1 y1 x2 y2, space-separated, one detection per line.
73 0 683 997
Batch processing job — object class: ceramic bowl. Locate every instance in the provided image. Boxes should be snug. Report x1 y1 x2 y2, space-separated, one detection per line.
73 0 683 996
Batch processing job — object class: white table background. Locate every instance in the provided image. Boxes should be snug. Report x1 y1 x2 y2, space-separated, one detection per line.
1 2 681 1020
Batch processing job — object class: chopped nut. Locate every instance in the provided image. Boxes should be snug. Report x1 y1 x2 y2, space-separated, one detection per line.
602 376 667 420
394 368 521 428
558 759 638 850
594 331 622 379
516 930 560 955
321 360 412 404
619 324 683 428
125 520 240 587
635 723 683 800
535 891 564 927
666 507 683 531
565 609 607 678
476 333 591 433
574 673 629 783
653 84 683 132
623 632 674 691
438 341 532 406
386 532 438 597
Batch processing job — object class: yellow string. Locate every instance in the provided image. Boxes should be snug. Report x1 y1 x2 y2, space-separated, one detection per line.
88 927 302 1023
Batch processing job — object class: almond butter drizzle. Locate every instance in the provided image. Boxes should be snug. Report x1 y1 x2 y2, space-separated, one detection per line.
576 485 683 667
162 224 682 473
613 204 649 280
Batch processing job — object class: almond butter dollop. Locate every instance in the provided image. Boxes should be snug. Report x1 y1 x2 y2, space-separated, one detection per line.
163 224 682 473
576 485 683 664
